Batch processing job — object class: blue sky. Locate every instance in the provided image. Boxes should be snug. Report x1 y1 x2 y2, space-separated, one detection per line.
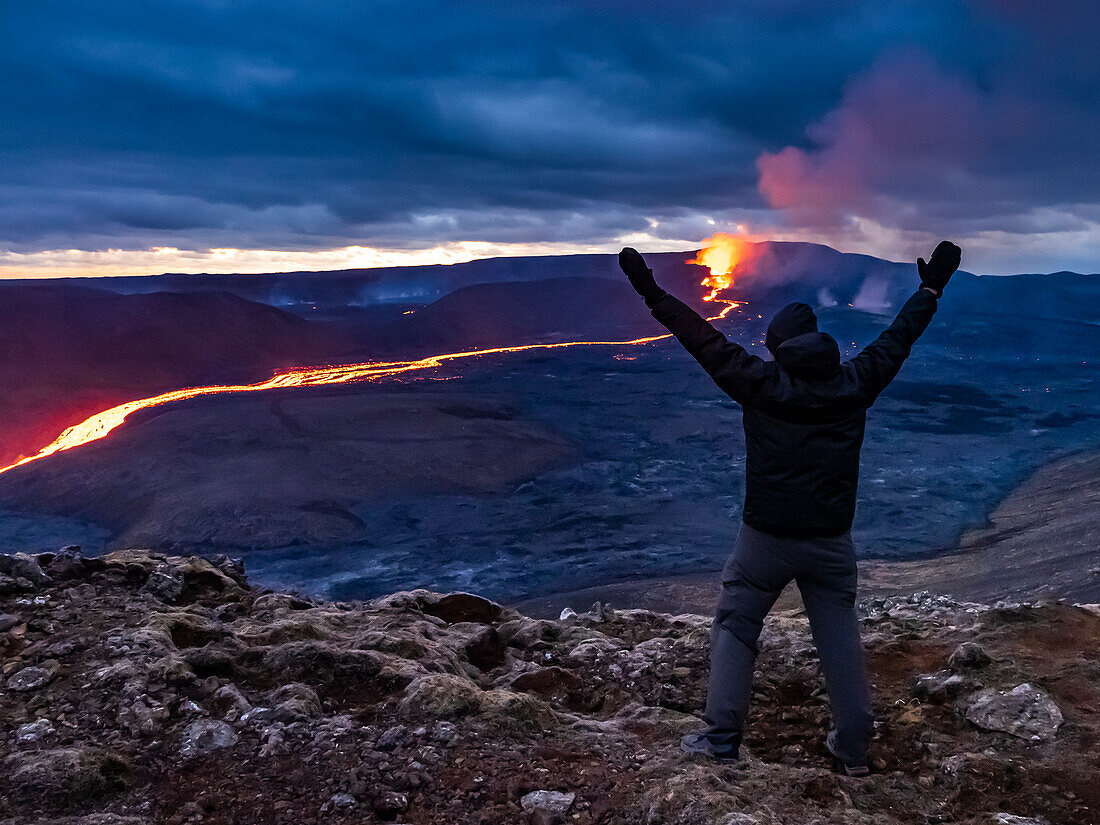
1 0 1097 276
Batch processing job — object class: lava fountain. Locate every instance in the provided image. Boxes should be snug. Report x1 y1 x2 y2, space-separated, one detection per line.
0 237 751 476
686 232 752 319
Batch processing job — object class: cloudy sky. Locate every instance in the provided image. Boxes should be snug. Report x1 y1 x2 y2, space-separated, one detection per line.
1 0 1097 277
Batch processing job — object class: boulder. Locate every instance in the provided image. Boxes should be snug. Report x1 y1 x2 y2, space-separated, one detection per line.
179 719 239 758
269 682 323 721
400 673 482 719
521 790 576 815
949 641 992 671
422 592 503 624
212 684 252 720
7 659 60 691
43 546 100 579
0 552 51 586
911 670 965 703
510 665 583 696
480 688 558 729
3 747 129 806
964 683 1063 741
16 718 55 744
140 567 184 602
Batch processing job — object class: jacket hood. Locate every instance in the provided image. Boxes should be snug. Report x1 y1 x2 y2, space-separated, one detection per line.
766 302 818 355
774 331 841 381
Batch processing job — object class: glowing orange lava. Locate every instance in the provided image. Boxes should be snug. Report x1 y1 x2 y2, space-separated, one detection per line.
686 232 750 307
0 239 747 476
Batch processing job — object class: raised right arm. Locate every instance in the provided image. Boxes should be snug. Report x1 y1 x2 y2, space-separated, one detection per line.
848 288 939 401
849 240 960 402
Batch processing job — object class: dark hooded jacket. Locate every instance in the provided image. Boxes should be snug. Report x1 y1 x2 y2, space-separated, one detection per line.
648 288 939 537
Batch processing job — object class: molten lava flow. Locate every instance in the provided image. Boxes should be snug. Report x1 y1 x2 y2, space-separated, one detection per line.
687 232 751 320
686 232 749 314
0 240 749 476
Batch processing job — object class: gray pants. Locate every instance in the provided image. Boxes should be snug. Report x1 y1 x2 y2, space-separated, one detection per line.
703 523 874 765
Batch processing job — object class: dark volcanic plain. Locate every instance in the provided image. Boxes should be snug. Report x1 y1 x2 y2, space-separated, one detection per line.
0 244 1097 606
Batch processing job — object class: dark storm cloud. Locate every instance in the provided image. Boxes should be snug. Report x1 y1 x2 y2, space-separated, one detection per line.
0 0 1097 269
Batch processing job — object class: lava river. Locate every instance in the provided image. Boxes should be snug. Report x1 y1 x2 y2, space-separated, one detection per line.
0 237 749 477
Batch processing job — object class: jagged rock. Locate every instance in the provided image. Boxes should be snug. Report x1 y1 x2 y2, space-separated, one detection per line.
377 723 408 750
521 789 576 819
566 636 622 663
497 616 564 649
141 567 184 602
329 791 357 809
179 719 239 758
211 684 252 720
949 641 992 671
43 546 96 579
991 814 1047 825
173 556 241 599
118 694 169 737
16 718 55 743
146 655 197 687
2 747 129 805
912 670 965 703
7 659 60 691
270 682 322 721
160 612 226 649
0 552 51 586
965 684 1064 741
510 665 583 695
209 554 247 585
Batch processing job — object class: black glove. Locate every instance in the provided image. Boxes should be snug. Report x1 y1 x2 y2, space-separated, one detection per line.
917 241 961 297
618 247 666 306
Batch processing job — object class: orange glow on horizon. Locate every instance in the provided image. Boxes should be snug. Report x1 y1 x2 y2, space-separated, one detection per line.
0 239 750 476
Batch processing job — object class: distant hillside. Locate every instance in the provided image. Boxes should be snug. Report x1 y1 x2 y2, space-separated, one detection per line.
0 284 349 466
30 242 1096 326
402 277 658 349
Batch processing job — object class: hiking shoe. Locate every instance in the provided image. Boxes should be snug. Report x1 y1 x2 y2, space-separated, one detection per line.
831 755 871 777
680 732 739 764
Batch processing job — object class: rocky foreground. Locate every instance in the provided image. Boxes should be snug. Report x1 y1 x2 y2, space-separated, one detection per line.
1 549 1098 825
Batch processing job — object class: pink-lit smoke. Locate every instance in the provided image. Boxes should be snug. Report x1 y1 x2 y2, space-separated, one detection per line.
754 47 1100 272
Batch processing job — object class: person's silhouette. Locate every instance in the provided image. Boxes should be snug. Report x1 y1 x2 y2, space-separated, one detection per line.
619 241 961 774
